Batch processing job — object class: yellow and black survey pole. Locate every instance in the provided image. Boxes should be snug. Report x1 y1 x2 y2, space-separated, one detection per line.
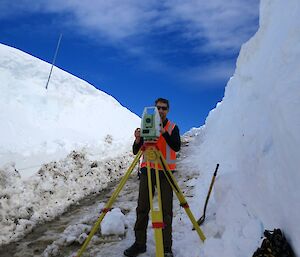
197 163 219 226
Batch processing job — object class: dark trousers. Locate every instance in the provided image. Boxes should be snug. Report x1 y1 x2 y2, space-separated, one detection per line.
134 169 173 249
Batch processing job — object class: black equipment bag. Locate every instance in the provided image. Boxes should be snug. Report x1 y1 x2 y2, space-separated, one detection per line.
252 228 295 257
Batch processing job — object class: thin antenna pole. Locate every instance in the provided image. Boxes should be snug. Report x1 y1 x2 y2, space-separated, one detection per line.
45 33 63 90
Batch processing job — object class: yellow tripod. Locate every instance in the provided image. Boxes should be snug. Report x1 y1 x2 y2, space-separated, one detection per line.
75 142 205 257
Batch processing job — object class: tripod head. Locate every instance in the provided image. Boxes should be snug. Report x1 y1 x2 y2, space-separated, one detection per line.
140 106 161 141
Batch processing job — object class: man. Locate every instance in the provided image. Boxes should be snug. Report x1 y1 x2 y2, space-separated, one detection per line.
124 98 181 257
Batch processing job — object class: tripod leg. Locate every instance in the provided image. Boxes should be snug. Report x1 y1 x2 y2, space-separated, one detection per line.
153 161 164 257
76 150 143 257
156 150 206 242
146 159 164 257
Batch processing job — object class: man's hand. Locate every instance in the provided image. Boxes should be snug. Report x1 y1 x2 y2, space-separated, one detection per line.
160 123 166 134
134 128 141 143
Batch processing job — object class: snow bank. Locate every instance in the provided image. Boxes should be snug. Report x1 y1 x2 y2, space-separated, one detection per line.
0 150 134 245
0 43 140 177
185 0 300 255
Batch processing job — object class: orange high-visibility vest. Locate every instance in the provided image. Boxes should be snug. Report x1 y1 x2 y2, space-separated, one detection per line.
141 120 177 170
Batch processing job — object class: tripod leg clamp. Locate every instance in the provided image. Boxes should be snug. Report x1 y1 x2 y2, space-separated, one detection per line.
180 202 189 209
152 222 165 229
101 208 112 213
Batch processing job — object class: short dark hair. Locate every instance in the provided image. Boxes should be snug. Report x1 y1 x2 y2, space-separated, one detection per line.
155 98 169 109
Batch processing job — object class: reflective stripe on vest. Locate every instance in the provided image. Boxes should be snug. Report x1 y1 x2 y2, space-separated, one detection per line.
141 120 177 170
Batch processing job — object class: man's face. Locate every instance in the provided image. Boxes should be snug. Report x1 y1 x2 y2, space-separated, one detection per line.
156 101 169 121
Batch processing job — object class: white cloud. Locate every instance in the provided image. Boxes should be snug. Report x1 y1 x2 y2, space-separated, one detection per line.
0 0 259 88
164 0 259 52
0 1 43 19
174 60 236 90
1 0 259 50
40 0 161 41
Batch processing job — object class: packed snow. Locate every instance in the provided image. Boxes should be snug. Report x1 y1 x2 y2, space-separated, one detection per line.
1 0 300 256
0 41 140 245
0 43 140 177
184 0 300 255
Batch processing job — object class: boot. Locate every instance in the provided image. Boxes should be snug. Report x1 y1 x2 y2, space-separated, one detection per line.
124 242 146 257
164 247 174 257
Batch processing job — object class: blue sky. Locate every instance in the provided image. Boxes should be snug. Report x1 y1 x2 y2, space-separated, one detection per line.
0 1 259 133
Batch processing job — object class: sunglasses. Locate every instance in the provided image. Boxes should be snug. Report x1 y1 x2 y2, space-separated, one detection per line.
156 106 168 111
